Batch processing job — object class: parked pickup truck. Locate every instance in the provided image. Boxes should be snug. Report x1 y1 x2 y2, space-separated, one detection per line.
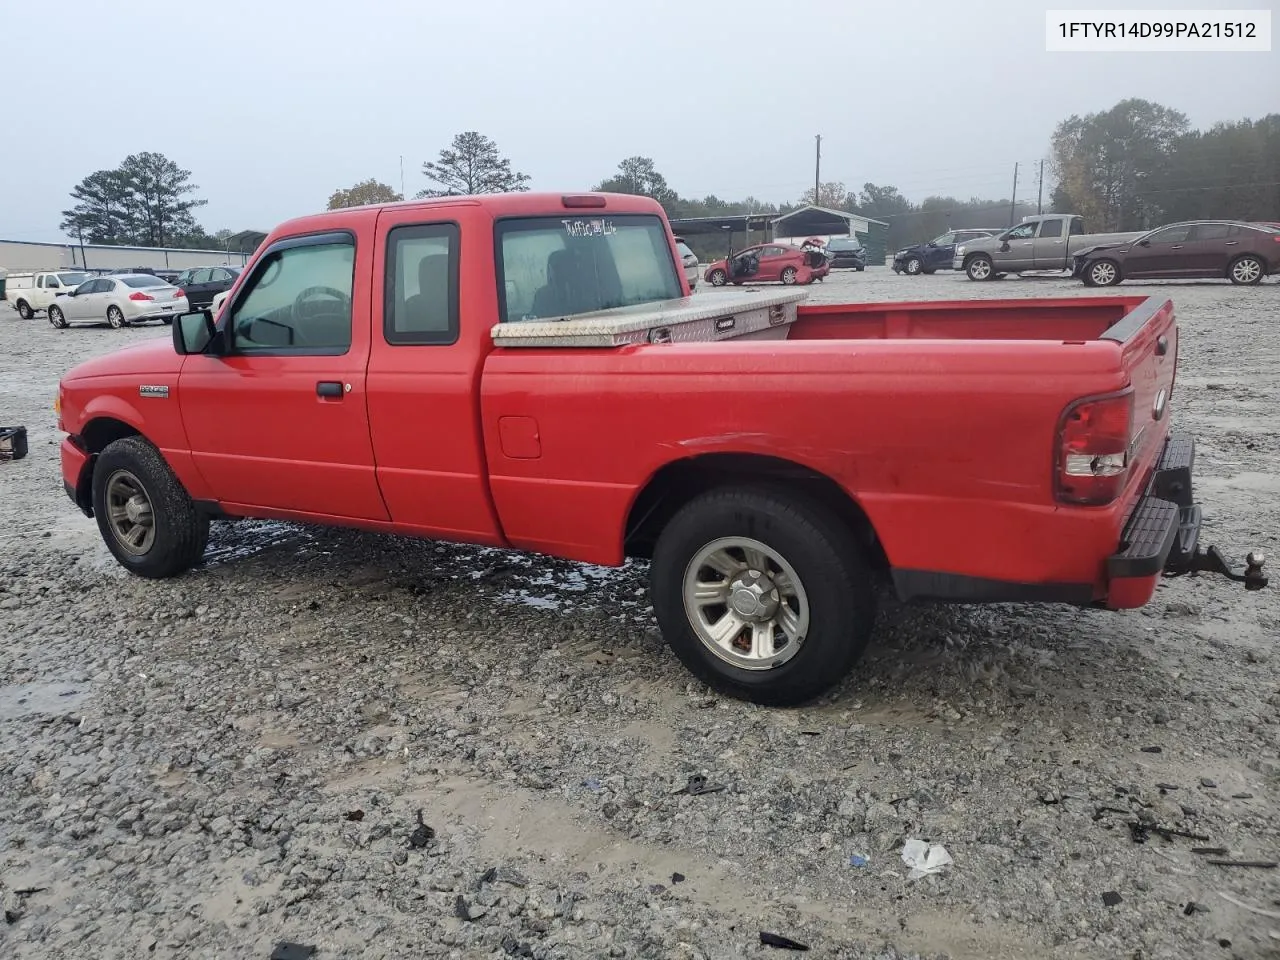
55 192 1266 706
955 214 1144 281
5 270 91 319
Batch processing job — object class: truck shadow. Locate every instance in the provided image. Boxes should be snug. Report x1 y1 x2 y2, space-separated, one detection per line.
198 518 1183 719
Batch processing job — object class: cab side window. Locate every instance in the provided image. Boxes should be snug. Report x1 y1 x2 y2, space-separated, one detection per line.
1006 223 1036 240
229 236 355 354
384 223 459 345
1038 219 1064 238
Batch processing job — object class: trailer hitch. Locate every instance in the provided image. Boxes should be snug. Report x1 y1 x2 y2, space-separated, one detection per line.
1174 546 1268 590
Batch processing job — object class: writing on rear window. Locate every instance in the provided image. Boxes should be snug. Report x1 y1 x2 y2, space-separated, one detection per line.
562 218 617 238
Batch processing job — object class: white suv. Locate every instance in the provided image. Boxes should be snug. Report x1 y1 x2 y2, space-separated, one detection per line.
674 237 699 292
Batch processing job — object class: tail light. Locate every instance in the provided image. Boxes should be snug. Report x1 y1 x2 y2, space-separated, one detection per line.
562 195 607 208
173 288 185 299
1055 388 1134 505
128 292 154 301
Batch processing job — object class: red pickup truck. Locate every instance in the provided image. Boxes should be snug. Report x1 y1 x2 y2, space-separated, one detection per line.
56 192 1266 705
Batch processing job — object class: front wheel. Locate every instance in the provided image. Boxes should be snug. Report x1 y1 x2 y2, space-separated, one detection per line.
1084 259 1122 287
965 255 994 281
48 305 68 328
780 266 798 285
707 269 727 287
904 256 923 276
92 436 209 578
650 487 877 706
1229 255 1264 285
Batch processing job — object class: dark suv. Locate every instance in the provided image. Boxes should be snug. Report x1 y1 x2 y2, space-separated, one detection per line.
824 236 866 270
892 229 1000 275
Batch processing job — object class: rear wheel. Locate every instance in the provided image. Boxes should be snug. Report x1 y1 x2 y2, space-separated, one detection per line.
1229 254 1264 285
708 269 727 287
16 299 34 320
1084 259 1122 287
92 436 209 578
106 305 126 328
48 305 68 329
965 255 994 281
780 266 798 285
650 487 877 706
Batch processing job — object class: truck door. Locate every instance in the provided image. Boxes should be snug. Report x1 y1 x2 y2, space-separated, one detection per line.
1032 217 1068 269
998 222 1037 270
178 228 389 521
363 206 506 545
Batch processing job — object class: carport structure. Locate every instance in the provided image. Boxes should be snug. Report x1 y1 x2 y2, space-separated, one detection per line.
770 205 890 265
665 213 775 261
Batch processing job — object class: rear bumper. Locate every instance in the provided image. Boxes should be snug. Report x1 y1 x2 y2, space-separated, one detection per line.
893 433 1233 609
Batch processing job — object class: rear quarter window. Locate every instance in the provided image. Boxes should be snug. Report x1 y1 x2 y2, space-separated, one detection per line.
496 214 681 323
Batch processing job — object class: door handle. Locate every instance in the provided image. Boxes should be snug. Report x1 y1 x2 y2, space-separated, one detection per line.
1224 241 1239 246
316 381 344 398
1170 245 1182 249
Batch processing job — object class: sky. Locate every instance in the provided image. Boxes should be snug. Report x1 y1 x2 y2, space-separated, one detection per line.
3 0 1277 242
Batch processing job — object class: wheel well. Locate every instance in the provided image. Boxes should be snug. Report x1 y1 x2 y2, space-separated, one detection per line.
623 454 888 570
81 417 141 453
1228 252 1266 274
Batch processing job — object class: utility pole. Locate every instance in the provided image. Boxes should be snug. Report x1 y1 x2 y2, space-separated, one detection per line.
1008 162 1020 226
76 223 88 269
399 156 405 199
1036 159 1045 215
814 135 821 207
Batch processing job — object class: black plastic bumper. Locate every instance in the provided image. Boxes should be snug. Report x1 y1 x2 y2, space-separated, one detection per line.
1107 435 1198 578
1110 433 1267 590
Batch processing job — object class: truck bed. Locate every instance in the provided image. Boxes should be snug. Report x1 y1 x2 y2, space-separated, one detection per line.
788 295 1151 342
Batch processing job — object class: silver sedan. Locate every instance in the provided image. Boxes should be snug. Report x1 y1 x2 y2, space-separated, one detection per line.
47 274 190 329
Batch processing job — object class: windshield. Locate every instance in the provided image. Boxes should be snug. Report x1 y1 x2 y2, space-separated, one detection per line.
56 272 88 287
496 214 682 322
121 275 168 288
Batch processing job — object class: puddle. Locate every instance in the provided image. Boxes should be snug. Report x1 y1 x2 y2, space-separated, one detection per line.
0 681 91 720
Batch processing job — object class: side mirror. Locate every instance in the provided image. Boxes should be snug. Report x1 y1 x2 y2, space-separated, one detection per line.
1138 239 1151 247
173 310 220 356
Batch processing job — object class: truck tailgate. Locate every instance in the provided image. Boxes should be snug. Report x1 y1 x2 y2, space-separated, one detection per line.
1104 297 1179 519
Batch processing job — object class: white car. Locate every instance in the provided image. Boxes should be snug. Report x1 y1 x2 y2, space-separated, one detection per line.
47 274 189 329
674 236 699 292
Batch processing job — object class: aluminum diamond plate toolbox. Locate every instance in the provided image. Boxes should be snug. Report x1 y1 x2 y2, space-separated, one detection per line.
490 289 809 348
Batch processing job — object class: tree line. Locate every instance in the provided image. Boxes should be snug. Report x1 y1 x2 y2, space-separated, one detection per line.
61 100 1280 253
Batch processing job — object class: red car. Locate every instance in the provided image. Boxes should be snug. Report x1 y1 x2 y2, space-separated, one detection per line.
703 242 829 287
56 192 1265 706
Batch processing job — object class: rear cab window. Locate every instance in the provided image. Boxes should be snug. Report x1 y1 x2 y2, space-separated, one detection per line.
496 214 682 322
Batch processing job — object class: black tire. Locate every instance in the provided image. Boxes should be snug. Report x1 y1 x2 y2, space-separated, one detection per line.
16 299 34 320
780 266 798 285
904 256 923 276
922 267 937 275
92 436 209 578
708 269 727 287
162 316 173 325
48 305 68 329
1228 254 1265 286
856 265 865 272
1083 258 1122 287
106 305 126 328
650 486 877 707
965 255 994 281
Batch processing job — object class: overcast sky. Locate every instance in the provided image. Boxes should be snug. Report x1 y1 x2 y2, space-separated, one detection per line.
4 0 1277 242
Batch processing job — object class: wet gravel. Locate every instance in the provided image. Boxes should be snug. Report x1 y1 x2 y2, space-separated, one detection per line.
2 270 1279 959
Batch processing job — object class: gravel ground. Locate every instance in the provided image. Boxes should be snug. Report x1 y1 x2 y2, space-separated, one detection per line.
2 269 1279 960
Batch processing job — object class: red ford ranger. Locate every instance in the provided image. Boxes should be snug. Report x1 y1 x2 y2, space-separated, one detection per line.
56 192 1267 706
